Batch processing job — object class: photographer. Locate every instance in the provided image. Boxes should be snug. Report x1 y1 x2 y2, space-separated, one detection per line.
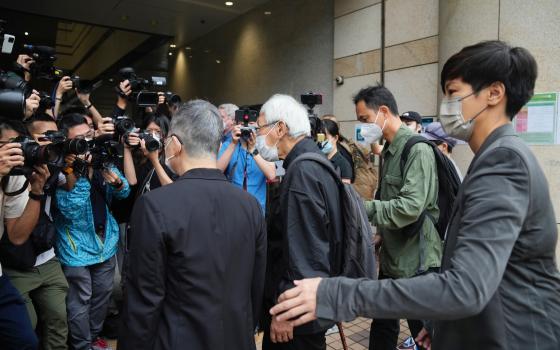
122 113 175 198
0 119 44 350
219 103 238 142
217 109 276 214
0 114 70 350
55 113 130 350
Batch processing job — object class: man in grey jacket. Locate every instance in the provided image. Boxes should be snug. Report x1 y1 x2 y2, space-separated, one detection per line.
269 41 560 350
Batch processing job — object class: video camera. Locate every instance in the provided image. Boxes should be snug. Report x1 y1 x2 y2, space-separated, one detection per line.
118 67 175 107
300 92 324 140
235 108 258 141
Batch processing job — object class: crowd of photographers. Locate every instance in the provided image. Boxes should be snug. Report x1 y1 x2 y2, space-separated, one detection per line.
0 35 559 350
0 43 186 349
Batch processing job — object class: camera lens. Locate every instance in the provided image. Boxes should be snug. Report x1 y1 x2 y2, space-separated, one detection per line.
64 138 89 155
143 134 161 152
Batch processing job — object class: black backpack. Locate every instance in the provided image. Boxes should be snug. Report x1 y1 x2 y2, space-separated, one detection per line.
284 153 377 279
399 136 461 240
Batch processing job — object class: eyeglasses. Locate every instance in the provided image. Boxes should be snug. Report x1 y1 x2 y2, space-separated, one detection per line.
255 121 278 131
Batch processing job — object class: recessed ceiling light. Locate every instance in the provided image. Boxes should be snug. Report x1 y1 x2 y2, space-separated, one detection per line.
168 52 173 56
264 11 272 15
170 44 176 48
185 46 191 50
225 1 234 6
216 59 221 64
24 32 29 36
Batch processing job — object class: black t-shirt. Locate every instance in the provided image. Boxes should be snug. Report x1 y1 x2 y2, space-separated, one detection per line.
111 160 178 223
330 151 353 180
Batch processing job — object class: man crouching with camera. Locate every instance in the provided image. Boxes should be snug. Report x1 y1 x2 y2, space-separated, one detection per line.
55 113 130 350
0 117 54 350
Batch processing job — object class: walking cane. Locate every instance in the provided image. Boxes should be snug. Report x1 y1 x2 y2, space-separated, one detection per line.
337 322 349 350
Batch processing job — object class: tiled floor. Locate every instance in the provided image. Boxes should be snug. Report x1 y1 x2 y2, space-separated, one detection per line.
108 318 412 350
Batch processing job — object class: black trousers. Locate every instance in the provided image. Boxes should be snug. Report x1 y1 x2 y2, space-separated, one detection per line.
369 268 438 350
0 275 38 350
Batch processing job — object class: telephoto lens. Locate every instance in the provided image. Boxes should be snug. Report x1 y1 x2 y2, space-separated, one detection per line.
0 89 25 120
63 138 89 155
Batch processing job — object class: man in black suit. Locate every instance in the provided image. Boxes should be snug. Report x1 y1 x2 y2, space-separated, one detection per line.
119 100 267 350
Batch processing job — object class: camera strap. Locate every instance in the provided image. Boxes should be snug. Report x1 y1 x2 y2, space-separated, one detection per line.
1 176 29 197
88 170 108 240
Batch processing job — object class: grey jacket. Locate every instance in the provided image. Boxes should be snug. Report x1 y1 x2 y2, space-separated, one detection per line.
316 124 560 349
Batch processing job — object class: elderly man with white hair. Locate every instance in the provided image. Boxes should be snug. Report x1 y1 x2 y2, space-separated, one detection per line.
219 103 238 142
255 94 344 350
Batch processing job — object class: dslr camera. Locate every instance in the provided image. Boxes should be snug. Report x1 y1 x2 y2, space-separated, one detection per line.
123 130 162 152
235 108 258 142
41 130 89 156
9 135 65 175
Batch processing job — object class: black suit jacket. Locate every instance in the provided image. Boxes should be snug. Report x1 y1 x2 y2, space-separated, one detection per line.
119 168 267 350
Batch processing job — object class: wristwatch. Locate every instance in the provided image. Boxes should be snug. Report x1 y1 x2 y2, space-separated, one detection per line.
29 192 45 201
252 148 259 157
85 103 93 109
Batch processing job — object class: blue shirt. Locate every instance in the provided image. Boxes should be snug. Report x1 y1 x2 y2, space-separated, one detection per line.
219 138 266 213
54 167 130 267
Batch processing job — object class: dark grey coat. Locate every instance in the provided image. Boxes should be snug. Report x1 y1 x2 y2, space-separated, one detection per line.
316 124 560 350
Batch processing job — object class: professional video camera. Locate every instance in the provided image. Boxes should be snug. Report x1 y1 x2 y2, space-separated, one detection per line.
118 67 171 107
8 135 65 175
300 92 323 140
235 108 258 142
21 44 59 80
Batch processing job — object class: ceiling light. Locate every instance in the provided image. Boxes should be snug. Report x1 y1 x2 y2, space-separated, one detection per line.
216 59 221 64
225 1 234 6
185 46 191 50
170 44 176 48
24 32 29 36
264 11 272 15
168 52 173 56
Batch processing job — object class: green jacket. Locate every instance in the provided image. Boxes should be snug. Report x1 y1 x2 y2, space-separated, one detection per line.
365 125 442 278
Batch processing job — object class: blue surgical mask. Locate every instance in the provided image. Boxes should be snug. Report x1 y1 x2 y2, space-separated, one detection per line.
321 140 333 155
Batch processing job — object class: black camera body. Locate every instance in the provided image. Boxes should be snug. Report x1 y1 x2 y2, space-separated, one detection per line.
42 131 89 156
22 44 58 80
87 135 121 170
118 67 149 93
235 108 258 142
9 135 64 175
111 115 135 137
123 130 161 152
300 92 324 139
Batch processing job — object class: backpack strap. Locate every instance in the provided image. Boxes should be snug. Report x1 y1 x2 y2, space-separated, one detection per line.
283 152 344 188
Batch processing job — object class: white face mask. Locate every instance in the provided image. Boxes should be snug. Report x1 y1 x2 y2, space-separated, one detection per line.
256 122 280 162
359 110 386 145
164 137 178 174
439 92 486 142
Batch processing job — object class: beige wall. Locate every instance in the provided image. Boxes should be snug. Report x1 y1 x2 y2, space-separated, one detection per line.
169 0 334 115
335 0 560 260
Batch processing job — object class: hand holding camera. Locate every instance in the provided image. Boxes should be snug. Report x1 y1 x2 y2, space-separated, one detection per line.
25 90 40 118
231 124 242 145
97 117 115 136
0 143 24 176
56 76 73 98
29 164 50 195
101 169 123 188
123 131 140 148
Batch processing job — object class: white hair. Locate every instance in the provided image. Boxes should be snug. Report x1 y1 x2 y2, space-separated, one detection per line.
261 94 310 137
218 103 238 120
